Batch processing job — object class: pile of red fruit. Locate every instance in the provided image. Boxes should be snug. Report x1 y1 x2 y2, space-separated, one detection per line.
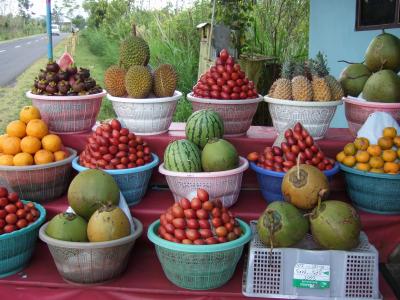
158 189 243 245
0 187 40 234
193 49 258 100
247 123 335 172
79 119 152 170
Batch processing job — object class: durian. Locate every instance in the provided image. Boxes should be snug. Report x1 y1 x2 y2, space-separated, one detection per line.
104 65 126 97
125 65 152 98
153 64 178 97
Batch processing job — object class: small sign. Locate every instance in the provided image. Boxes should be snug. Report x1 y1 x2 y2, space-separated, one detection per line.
293 263 330 289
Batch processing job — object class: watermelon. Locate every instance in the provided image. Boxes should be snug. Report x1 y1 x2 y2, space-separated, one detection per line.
185 109 224 149
164 139 202 172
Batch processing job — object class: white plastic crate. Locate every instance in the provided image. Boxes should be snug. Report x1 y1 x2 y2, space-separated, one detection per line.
242 221 381 300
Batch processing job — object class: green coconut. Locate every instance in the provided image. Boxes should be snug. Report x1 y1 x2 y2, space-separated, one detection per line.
46 213 88 242
339 63 371 97
201 138 239 171
362 69 400 103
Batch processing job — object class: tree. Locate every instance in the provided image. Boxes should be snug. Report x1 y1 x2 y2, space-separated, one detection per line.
61 0 79 20
17 0 32 20
83 0 108 28
72 15 86 29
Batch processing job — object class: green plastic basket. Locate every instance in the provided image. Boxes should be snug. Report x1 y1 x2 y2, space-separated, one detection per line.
147 219 251 290
0 201 46 278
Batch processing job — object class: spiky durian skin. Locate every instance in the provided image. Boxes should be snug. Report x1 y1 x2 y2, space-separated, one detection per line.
292 75 313 101
153 64 178 97
119 36 150 70
325 75 344 100
125 66 152 98
104 65 127 97
272 78 292 100
312 76 332 101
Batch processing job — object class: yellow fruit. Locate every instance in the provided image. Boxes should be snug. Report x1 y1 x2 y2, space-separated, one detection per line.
355 150 370 163
383 127 397 139
19 106 41 124
356 162 370 171
336 151 346 162
370 168 384 174
0 134 8 152
13 152 34 166
34 149 54 165
394 136 400 148
383 162 399 174
54 150 68 161
0 155 14 166
369 156 384 169
342 156 356 167
367 144 382 157
26 119 48 139
2 137 21 155
343 143 356 156
20 136 42 154
382 149 397 162
378 137 394 150
41 134 62 152
6 120 26 138
354 137 369 150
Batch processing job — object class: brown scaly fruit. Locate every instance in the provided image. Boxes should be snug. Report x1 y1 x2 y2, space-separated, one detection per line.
153 64 178 97
315 52 344 100
104 65 127 97
291 62 313 101
125 65 153 98
271 60 293 100
267 81 278 97
310 53 332 101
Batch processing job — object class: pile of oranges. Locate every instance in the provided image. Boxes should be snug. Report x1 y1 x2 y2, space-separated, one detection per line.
336 127 400 174
0 106 68 166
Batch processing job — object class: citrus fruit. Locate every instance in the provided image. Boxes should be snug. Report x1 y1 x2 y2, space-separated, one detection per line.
26 119 49 139
343 143 356 156
0 155 14 166
336 151 346 162
42 134 62 152
13 152 34 166
342 156 356 167
369 156 384 169
6 120 26 138
2 137 21 155
383 162 399 174
54 150 68 161
20 136 41 154
34 149 54 165
355 162 370 172
355 150 370 163
397 148 400 159
383 127 397 139
378 137 394 150
394 136 400 148
354 137 369 151
367 144 382 157
370 168 384 174
382 149 397 162
0 134 8 152
19 106 41 124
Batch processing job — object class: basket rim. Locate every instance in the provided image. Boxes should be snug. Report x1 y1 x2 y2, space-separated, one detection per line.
39 216 143 248
147 218 251 253
339 163 400 179
26 90 106 101
72 153 159 174
0 147 77 171
344 96 400 108
264 96 343 107
107 90 182 104
187 92 263 105
158 156 249 177
0 201 46 240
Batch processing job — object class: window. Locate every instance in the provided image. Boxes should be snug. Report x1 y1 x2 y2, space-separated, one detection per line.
356 0 400 31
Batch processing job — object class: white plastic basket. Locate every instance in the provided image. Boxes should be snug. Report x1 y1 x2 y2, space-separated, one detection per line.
242 221 380 300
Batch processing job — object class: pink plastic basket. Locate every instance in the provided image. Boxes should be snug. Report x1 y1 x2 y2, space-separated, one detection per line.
26 91 106 134
158 157 249 207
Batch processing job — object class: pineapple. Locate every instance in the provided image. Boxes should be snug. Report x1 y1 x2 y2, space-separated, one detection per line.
291 62 313 101
268 80 278 97
271 60 294 100
310 53 332 101
314 52 344 100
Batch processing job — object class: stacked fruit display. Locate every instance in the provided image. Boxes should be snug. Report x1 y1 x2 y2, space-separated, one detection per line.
0 106 69 166
192 49 258 100
247 123 335 172
339 32 400 102
104 29 178 98
157 189 243 244
0 187 41 234
79 119 152 170
268 52 343 101
336 127 400 174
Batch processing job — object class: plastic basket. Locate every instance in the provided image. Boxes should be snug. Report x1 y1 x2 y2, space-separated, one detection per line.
243 221 380 300
39 216 143 284
158 156 249 208
0 148 77 202
148 219 251 290
72 153 159 206
26 91 105 134
0 201 46 278
107 91 181 135
187 93 263 136
339 163 400 215
250 162 340 203
264 96 342 140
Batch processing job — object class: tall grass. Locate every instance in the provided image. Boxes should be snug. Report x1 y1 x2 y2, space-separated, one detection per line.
0 15 45 41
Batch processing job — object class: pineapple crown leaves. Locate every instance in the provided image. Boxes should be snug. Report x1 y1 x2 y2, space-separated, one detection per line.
292 62 307 78
280 59 295 80
311 51 330 77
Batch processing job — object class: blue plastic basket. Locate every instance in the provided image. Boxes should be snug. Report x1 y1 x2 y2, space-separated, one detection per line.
0 201 46 278
250 162 340 203
340 163 400 215
72 153 159 206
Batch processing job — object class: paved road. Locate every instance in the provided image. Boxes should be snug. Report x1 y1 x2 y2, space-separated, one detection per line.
0 33 67 86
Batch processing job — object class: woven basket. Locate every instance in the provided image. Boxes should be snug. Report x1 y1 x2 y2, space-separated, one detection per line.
39 217 143 284
264 96 342 140
147 219 251 290
0 148 77 202
0 201 46 278
340 163 400 214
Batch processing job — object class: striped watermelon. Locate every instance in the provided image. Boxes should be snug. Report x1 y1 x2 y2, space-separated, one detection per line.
185 109 224 149
164 139 202 172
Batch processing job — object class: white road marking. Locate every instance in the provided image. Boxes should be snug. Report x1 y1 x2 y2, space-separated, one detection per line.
26 42 31 45
0 50 5 53
15 45 21 48
35 40 39 42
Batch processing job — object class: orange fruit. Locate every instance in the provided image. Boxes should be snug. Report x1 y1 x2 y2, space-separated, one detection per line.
397 148 400 159
343 143 356 156
2 136 21 155
342 156 356 167
20 136 41 154
54 150 68 161
6 120 26 138
0 134 8 152
367 144 382 157
0 155 14 166
41 134 62 152
383 162 399 174
369 156 384 169
382 149 397 162
34 149 54 165
383 127 397 139
354 137 369 151
26 119 48 139
394 136 400 148
370 168 384 174
13 152 33 166
19 106 41 124
355 150 370 163
356 162 370 172
336 151 346 162
378 137 394 150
